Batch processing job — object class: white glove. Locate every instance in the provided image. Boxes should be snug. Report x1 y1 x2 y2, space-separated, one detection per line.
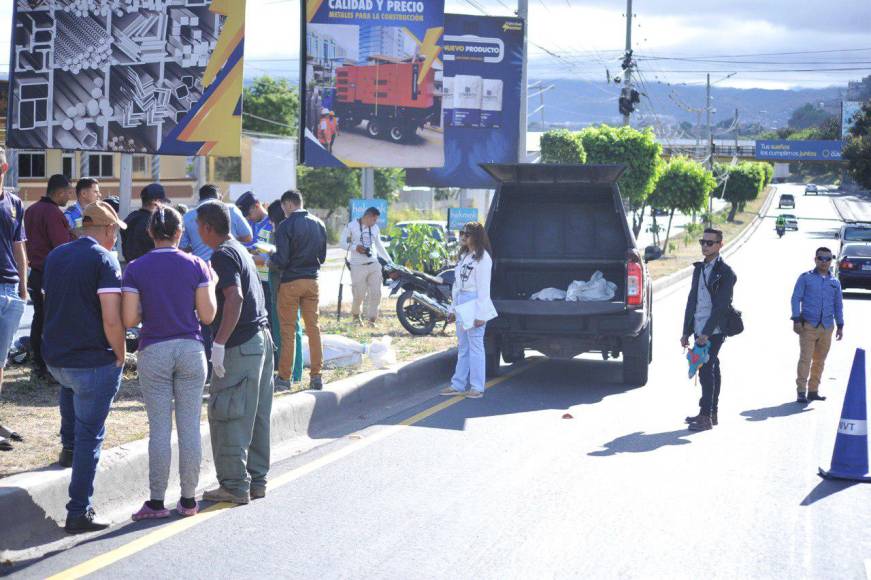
211 343 226 378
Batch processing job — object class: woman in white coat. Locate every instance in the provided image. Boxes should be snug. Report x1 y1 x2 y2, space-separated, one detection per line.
441 222 497 399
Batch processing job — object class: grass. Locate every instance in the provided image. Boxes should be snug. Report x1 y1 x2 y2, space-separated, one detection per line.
646 190 771 281
0 299 455 479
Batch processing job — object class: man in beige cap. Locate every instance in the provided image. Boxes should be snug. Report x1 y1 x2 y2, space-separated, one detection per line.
42 201 128 534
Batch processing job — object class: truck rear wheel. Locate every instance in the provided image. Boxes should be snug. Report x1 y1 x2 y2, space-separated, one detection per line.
485 346 501 379
622 322 651 386
366 120 383 139
388 125 407 143
502 346 525 364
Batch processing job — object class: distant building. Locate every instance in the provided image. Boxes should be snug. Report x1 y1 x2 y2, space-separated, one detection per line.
846 75 871 101
359 26 417 63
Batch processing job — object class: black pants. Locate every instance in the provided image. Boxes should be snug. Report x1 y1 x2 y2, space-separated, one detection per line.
698 334 725 416
27 269 45 370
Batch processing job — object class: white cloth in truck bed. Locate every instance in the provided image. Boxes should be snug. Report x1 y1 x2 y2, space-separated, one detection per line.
566 271 618 302
530 287 568 301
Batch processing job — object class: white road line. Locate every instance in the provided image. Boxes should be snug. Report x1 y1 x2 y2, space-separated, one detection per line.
864 558 870 580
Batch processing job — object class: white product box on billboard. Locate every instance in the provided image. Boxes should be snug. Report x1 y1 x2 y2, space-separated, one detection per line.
453 74 482 127
442 76 455 127
480 78 503 128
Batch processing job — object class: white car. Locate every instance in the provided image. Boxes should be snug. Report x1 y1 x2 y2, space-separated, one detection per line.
780 214 799 231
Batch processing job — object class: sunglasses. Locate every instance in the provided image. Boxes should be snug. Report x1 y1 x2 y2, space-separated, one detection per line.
815 256 833 262
698 239 719 247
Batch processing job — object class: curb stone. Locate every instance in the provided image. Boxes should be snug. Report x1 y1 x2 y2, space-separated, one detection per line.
0 348 457 559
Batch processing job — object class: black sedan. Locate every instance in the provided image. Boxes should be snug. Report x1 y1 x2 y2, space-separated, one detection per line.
836 243 871 291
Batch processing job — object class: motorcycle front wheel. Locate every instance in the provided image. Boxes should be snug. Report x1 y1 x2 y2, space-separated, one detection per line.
396 290 439 336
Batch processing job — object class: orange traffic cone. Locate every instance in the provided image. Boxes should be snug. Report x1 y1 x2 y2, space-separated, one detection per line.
819 348 871 482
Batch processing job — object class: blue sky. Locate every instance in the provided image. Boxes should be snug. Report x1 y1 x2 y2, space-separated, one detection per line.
1 0 869 89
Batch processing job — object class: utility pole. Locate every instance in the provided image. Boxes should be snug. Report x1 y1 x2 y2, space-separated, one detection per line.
733 108 739 155
518 0 529 162
706 73 713 171
622 0 633 126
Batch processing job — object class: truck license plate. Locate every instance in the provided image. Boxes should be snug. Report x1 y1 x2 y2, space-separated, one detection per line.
862 265 871 271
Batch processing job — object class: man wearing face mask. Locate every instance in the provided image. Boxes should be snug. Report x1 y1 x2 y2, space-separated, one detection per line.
681 228 737 432
340 207 391 324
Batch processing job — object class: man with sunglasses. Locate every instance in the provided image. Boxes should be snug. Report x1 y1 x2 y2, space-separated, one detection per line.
681 228 737 431
790 247 844 404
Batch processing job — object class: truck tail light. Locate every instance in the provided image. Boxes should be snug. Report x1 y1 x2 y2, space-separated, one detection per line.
627 262 644 308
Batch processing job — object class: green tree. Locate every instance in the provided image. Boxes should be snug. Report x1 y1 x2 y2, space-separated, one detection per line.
579 125 662 237
540 129 587 164
648 157 715 255
296 167 360 218
844 102 871 189
720 162 764 222
374 168 406 201
242 77 299 136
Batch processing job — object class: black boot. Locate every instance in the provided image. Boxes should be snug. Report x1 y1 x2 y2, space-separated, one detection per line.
58 447 74 468
808 392 826 401
65 508 110 534
688 415 713 431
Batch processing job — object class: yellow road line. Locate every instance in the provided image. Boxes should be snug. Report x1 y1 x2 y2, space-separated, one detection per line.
47 361 539 580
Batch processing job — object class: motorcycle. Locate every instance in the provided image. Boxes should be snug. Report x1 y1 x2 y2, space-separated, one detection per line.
776 225 785 238
383 263 454 336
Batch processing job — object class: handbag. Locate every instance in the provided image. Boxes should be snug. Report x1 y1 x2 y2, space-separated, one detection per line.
725 306 744 337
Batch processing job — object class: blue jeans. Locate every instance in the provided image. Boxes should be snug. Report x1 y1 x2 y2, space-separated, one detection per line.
50 363 123 517
450 292 487 394
0 283 25 369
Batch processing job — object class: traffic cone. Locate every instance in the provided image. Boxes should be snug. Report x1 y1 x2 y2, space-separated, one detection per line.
819 348 871 482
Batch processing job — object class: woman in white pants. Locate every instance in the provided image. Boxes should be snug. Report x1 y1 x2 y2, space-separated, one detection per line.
441 222 497 399
122 206 217 520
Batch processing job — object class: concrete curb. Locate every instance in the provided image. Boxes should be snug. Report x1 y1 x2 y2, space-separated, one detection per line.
0 348 457 557
652 185 777 295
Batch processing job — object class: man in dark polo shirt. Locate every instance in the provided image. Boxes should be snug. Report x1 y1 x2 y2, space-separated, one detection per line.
196 201 274 504
24 174 74 382
122 183 166 262
43 201 127 533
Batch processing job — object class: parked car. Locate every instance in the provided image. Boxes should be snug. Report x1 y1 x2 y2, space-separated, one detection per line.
780 213 799 231
836 243 871 291
778 194 795 209
836 222 871 252
481 164 655 386
804 184 818 195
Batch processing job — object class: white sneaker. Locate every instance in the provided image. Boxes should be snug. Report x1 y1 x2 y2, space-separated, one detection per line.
440 387 465 396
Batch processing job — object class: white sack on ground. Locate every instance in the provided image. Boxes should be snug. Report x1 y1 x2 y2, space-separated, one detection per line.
368 336 397 369
301 335 397 369
566 271 618 302
530 287 568 301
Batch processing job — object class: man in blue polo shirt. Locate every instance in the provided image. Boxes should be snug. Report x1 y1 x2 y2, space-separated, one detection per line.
791 246 844 404
0 149 28 452
64 178 101 231
43 201 127 534
181 184 252 261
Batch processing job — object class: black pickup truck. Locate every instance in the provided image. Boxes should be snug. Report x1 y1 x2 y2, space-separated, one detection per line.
481 164 654 385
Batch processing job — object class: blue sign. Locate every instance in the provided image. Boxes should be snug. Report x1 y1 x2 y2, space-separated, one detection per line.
448 208 479 230
407 14 525 188
755 140 843 162
349 199 388 230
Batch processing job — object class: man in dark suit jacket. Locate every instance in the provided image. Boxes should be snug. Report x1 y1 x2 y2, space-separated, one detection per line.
681 228 737 431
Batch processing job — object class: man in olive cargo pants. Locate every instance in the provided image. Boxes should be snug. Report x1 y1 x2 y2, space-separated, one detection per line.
197 202 275 504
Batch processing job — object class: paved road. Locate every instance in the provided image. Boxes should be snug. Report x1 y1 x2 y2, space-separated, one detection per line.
331 123 445 168
832 189 871 222
8 184 871 578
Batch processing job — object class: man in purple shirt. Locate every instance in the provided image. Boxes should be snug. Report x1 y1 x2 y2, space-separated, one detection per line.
0 149 28 451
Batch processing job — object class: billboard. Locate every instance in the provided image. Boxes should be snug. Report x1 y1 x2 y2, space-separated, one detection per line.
300 0 445 168
842 101 863 139
349 198 388 230
407 14 524 188
447 207 478 230
755 140 843 162
7 0 245 156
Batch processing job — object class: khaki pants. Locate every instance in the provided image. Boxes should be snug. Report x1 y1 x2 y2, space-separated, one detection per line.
278 279 322 380
796 324 834 393
350 261 382 320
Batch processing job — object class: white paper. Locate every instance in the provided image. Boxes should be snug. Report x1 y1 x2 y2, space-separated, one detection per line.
454 300 478 331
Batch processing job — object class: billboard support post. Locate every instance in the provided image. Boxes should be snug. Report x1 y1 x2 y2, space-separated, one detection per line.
518 0 528 163
362 168 375 200
119 154 133 219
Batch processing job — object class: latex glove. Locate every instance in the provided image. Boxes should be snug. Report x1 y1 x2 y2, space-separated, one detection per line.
211 343 226 378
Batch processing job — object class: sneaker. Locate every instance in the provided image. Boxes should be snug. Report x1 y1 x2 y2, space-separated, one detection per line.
132 502 171 521
808 392 827 402
310 376 323 391
466 390 484 399
797 393 809 404
274 377 292 391
58 447 74 468
688 415 713 431
250 486 266 500
440 387 465 396
65 507 110 534
202 486 250 505
687 412 719 426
